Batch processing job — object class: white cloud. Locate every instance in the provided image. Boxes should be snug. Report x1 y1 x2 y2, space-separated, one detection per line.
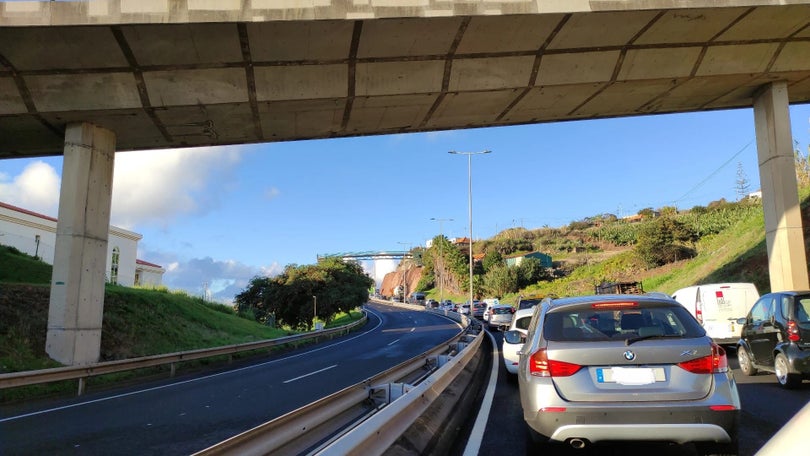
0 160 60 216
111 146 242 229
263 187 281 201
140 249 283 304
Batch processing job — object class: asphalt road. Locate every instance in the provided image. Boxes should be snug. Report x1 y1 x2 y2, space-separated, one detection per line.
474 331 810 456
0 303 461 455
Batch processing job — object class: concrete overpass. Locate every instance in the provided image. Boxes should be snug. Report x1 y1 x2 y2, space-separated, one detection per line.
1 0 809 364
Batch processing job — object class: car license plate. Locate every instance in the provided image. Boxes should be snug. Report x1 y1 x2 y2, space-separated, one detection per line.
596 367 664 385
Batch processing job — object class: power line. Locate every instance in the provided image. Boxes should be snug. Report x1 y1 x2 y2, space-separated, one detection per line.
672 138 755 205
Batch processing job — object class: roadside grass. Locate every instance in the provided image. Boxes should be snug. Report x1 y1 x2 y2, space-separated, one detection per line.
0 245 51 284
0 275 363 403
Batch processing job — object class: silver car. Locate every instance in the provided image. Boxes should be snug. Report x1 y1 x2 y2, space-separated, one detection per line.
486 304 514 330
511 294 740 455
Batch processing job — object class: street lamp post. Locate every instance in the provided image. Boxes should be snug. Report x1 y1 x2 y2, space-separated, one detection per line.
449 150 491 308
430 217 453 304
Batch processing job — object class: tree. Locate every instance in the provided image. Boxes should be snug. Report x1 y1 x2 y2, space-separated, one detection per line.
634 216 696 267
482 251 504 272
795 140 810 187
482 264 518 297
638 207 655 219
516 257 550 288
233 258 372 330
735 162 751 201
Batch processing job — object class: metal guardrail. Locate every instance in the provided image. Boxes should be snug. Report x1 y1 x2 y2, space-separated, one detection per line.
0 314 367 395
195 301 484 456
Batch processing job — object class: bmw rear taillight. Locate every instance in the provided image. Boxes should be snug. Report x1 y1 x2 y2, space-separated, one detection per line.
788 320 801 342
529 348 582 377
678 343 728 374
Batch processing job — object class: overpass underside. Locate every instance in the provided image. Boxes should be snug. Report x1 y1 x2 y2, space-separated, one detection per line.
0 0 809 365
1 1 810 155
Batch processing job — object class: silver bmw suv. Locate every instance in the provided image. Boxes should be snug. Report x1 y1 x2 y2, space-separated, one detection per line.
511 294 740 455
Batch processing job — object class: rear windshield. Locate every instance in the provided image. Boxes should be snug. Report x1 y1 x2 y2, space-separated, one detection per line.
518 299 543 310
543 303 705 342
493 307 512 315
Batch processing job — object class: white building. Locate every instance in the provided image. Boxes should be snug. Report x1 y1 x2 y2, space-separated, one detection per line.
0 201 164 287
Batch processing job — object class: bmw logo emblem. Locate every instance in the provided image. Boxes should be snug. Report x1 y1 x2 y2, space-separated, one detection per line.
623 350 636 361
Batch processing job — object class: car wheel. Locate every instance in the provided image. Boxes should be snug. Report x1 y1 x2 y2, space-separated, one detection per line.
736 346 758 376
697 440 738 456
774 353 802 388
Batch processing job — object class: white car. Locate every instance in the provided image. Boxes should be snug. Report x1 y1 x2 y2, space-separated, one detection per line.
502 308 535 374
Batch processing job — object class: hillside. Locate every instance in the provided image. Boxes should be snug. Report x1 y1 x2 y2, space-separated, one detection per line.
401 188 810 304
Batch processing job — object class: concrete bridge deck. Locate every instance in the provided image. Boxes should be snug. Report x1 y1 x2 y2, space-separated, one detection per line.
2 0 809 157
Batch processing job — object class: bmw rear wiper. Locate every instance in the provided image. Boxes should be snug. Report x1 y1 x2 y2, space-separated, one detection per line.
625 334 682 346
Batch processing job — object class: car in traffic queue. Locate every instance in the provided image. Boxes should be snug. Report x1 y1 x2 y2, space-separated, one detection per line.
510 294 740 455
458 303 471 315
472 301 486 319
503 308 535 375
486 304 515 331
737 290 810 388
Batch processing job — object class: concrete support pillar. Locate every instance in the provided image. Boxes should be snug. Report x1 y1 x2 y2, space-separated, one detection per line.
46 123 116 365
753 82 809 292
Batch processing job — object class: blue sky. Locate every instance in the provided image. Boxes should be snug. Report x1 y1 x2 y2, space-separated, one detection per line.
2 104 810 303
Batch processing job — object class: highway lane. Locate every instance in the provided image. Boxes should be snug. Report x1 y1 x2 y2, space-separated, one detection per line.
473 331 810 456
0 302 461 455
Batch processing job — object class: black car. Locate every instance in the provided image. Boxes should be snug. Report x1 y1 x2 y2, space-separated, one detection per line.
737 290 810 388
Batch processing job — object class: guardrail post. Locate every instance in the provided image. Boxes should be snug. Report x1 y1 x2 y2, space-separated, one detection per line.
77 377 86 396
170 362 176 378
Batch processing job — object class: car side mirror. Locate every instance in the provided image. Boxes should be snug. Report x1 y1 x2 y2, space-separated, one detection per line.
737 318 747 325
504 330 524 344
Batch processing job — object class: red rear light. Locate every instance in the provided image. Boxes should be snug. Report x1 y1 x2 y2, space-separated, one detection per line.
529 348 582 377
695 302 703 325
788 320 801 342
591 302 639 309
540 407 567 412
678 343 728 374
709 405 738 411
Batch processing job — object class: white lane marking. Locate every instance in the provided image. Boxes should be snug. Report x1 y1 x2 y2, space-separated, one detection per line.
283 364 338 384
463 330 499 456
0 306 386 424
388 339 400 346
410 327 415 332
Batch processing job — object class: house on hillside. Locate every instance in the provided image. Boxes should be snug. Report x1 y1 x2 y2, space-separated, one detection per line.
505 251 553 268
0 201 164 287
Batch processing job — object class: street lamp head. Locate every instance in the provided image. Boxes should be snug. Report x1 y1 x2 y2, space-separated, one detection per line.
448 150 492 155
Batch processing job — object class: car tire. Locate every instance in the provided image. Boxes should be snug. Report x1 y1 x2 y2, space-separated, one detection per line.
774 353 802 388
736 346 758 376
697 440 738 456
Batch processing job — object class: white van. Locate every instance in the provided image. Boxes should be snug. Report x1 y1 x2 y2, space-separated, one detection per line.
671 283 760 345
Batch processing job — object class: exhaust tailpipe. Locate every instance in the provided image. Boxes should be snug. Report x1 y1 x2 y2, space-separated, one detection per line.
568 438 588 449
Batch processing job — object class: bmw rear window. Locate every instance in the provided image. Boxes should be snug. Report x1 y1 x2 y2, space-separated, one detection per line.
543 303 705 341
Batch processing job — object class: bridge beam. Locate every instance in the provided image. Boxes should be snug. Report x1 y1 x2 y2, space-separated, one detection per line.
753 81 809 292
46 123 116 365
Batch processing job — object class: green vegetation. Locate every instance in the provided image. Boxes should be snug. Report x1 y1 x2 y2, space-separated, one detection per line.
419 186 810 306
0 250 366 386
234 256 373 331
0 245 51 283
